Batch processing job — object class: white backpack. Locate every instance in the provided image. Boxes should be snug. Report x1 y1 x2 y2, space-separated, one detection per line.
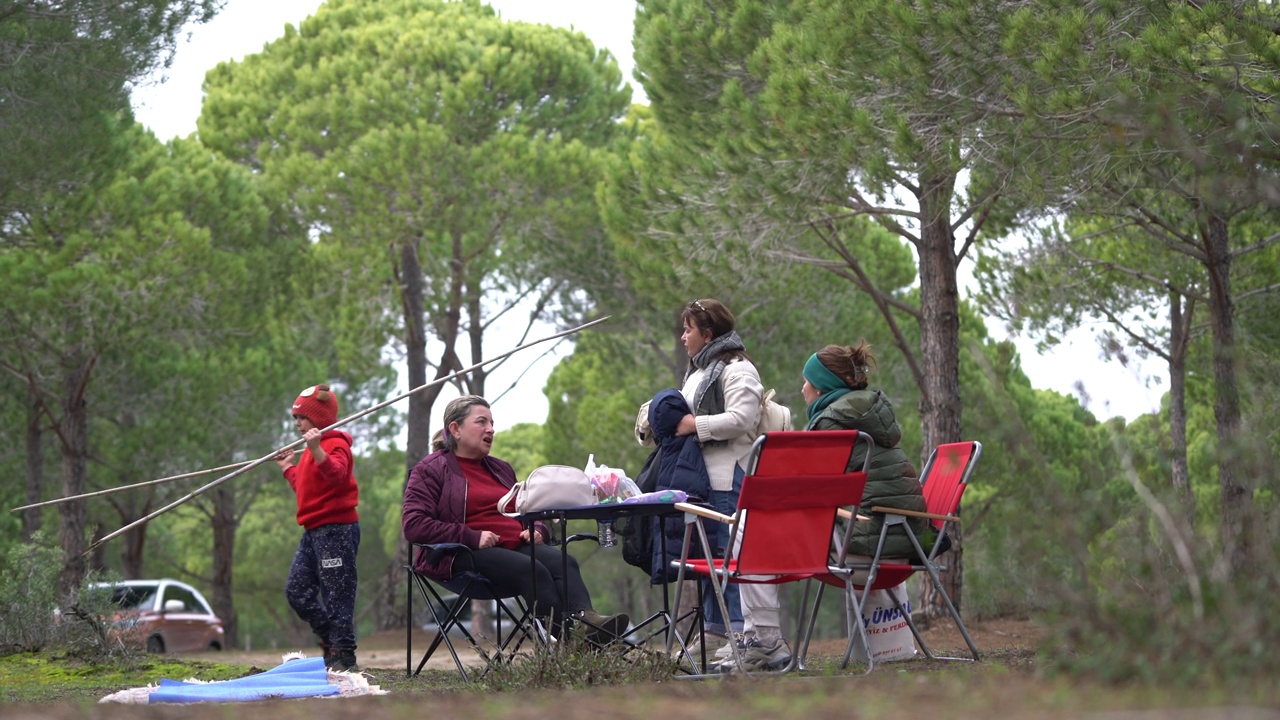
756 388 792 437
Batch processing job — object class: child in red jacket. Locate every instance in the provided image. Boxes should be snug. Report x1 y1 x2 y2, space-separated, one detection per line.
274 384 360 671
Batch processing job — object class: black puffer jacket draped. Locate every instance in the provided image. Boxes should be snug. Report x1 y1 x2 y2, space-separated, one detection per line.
646 388 712 583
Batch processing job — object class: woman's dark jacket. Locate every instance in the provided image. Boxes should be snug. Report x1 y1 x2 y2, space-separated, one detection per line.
647 388 711 583
401 449 550 581
809 389 934 558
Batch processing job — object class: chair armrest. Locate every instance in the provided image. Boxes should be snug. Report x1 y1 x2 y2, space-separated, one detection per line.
869 505 960 523
674 502 735 525
413 542 469 564
836 508 873 522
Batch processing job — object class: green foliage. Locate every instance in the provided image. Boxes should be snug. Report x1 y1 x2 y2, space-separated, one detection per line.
967 0 1280 680
197 0 630 333
198 0 633 471
48 580 146 665
542 331 666 474
493 423 549 482
0 0 220 212
0 121 273 371
1039 488 1280 683
957 350 1280 680
0 537 64 654
0 535 139 662
222 490 305 647
2 0 1277 689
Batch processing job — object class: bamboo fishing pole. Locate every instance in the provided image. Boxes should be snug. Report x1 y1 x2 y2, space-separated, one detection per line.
10 460 257 513
86 316 611 553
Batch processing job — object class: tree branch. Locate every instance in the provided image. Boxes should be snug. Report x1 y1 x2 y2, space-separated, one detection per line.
1236 281 1280 303
1229 230 1280 260
824 187 922 247
1095 305 1172 363
808 220 925 389
954 193 999 265
1062 248 1209 302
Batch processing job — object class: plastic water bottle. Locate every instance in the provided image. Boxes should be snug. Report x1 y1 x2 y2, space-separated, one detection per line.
597 519 617 547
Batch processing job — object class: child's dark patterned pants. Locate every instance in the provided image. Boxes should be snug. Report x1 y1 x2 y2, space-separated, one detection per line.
285 522 360 650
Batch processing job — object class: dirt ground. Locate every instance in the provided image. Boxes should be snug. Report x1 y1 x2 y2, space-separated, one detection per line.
186 616 1045 673
9 618 1280 720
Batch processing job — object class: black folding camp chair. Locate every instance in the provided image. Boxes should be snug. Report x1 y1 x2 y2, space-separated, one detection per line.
404 543 546 682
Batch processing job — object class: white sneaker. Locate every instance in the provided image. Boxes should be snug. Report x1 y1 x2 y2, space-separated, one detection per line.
714 632 746 661
715 637 792 673
675 631 725 661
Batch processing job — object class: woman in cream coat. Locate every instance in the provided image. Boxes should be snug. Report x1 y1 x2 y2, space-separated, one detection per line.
637 299 767 668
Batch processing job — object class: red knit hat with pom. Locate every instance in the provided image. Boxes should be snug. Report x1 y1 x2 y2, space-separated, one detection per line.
292 384 339 428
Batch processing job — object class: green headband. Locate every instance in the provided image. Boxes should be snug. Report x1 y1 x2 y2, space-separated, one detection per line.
803 353 847 393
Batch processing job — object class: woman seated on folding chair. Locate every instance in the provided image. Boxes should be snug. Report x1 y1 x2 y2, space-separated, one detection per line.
402 395 628 644
801 341 937 572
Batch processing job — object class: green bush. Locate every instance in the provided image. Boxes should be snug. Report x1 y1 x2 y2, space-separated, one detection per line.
0 535 142 662
1020 427 1280 684
0 536 63 654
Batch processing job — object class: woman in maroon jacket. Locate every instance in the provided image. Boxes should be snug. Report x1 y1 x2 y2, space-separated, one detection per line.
275 383 360 672
402 395 627 641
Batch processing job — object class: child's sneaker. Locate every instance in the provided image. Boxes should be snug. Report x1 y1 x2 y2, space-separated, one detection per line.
327 647 359 672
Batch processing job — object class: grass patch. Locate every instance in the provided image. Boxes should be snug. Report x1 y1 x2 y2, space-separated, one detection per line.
474 639 678 690
0 652 251 704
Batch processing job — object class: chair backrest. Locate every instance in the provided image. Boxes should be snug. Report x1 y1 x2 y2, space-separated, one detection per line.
737 425 875 571
748 430 873 477
919 441 983 529
733 472 868 575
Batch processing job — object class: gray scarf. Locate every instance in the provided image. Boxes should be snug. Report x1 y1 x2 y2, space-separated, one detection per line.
686 330 746 415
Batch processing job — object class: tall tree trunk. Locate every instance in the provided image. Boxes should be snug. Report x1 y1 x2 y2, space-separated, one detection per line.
87 523 107 574
1200 210 1253 575
111 490 154 577
1167 291 1193 519
462 286 495 639
122 519 148 578
374 240 431 633
211 485 239 649
464 288 487 395
915 170 964 620
377 234 466 632
57 351 93 599
402 239 431 473
24 382 43 541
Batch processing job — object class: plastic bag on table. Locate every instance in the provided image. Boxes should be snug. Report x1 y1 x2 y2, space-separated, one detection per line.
584 454 639 504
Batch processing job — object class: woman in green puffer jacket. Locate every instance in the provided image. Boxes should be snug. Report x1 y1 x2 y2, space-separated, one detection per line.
802 341 935 560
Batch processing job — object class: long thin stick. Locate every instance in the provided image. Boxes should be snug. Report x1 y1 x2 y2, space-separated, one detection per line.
87 316 609 552
10 461 257 513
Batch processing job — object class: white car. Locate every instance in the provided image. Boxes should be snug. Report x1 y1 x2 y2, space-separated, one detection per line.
95 578 225 653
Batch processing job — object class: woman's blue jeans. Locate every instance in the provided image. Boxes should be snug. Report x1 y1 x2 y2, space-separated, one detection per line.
701 466 744 635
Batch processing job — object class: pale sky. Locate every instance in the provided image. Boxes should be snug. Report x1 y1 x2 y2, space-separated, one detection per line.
128 0 1164 431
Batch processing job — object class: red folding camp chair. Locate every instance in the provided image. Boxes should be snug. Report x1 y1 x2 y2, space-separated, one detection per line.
667 430 873 678
798 440 983 673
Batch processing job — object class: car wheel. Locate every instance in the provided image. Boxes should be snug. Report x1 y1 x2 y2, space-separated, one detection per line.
208 640 222 651
146 635 165 653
